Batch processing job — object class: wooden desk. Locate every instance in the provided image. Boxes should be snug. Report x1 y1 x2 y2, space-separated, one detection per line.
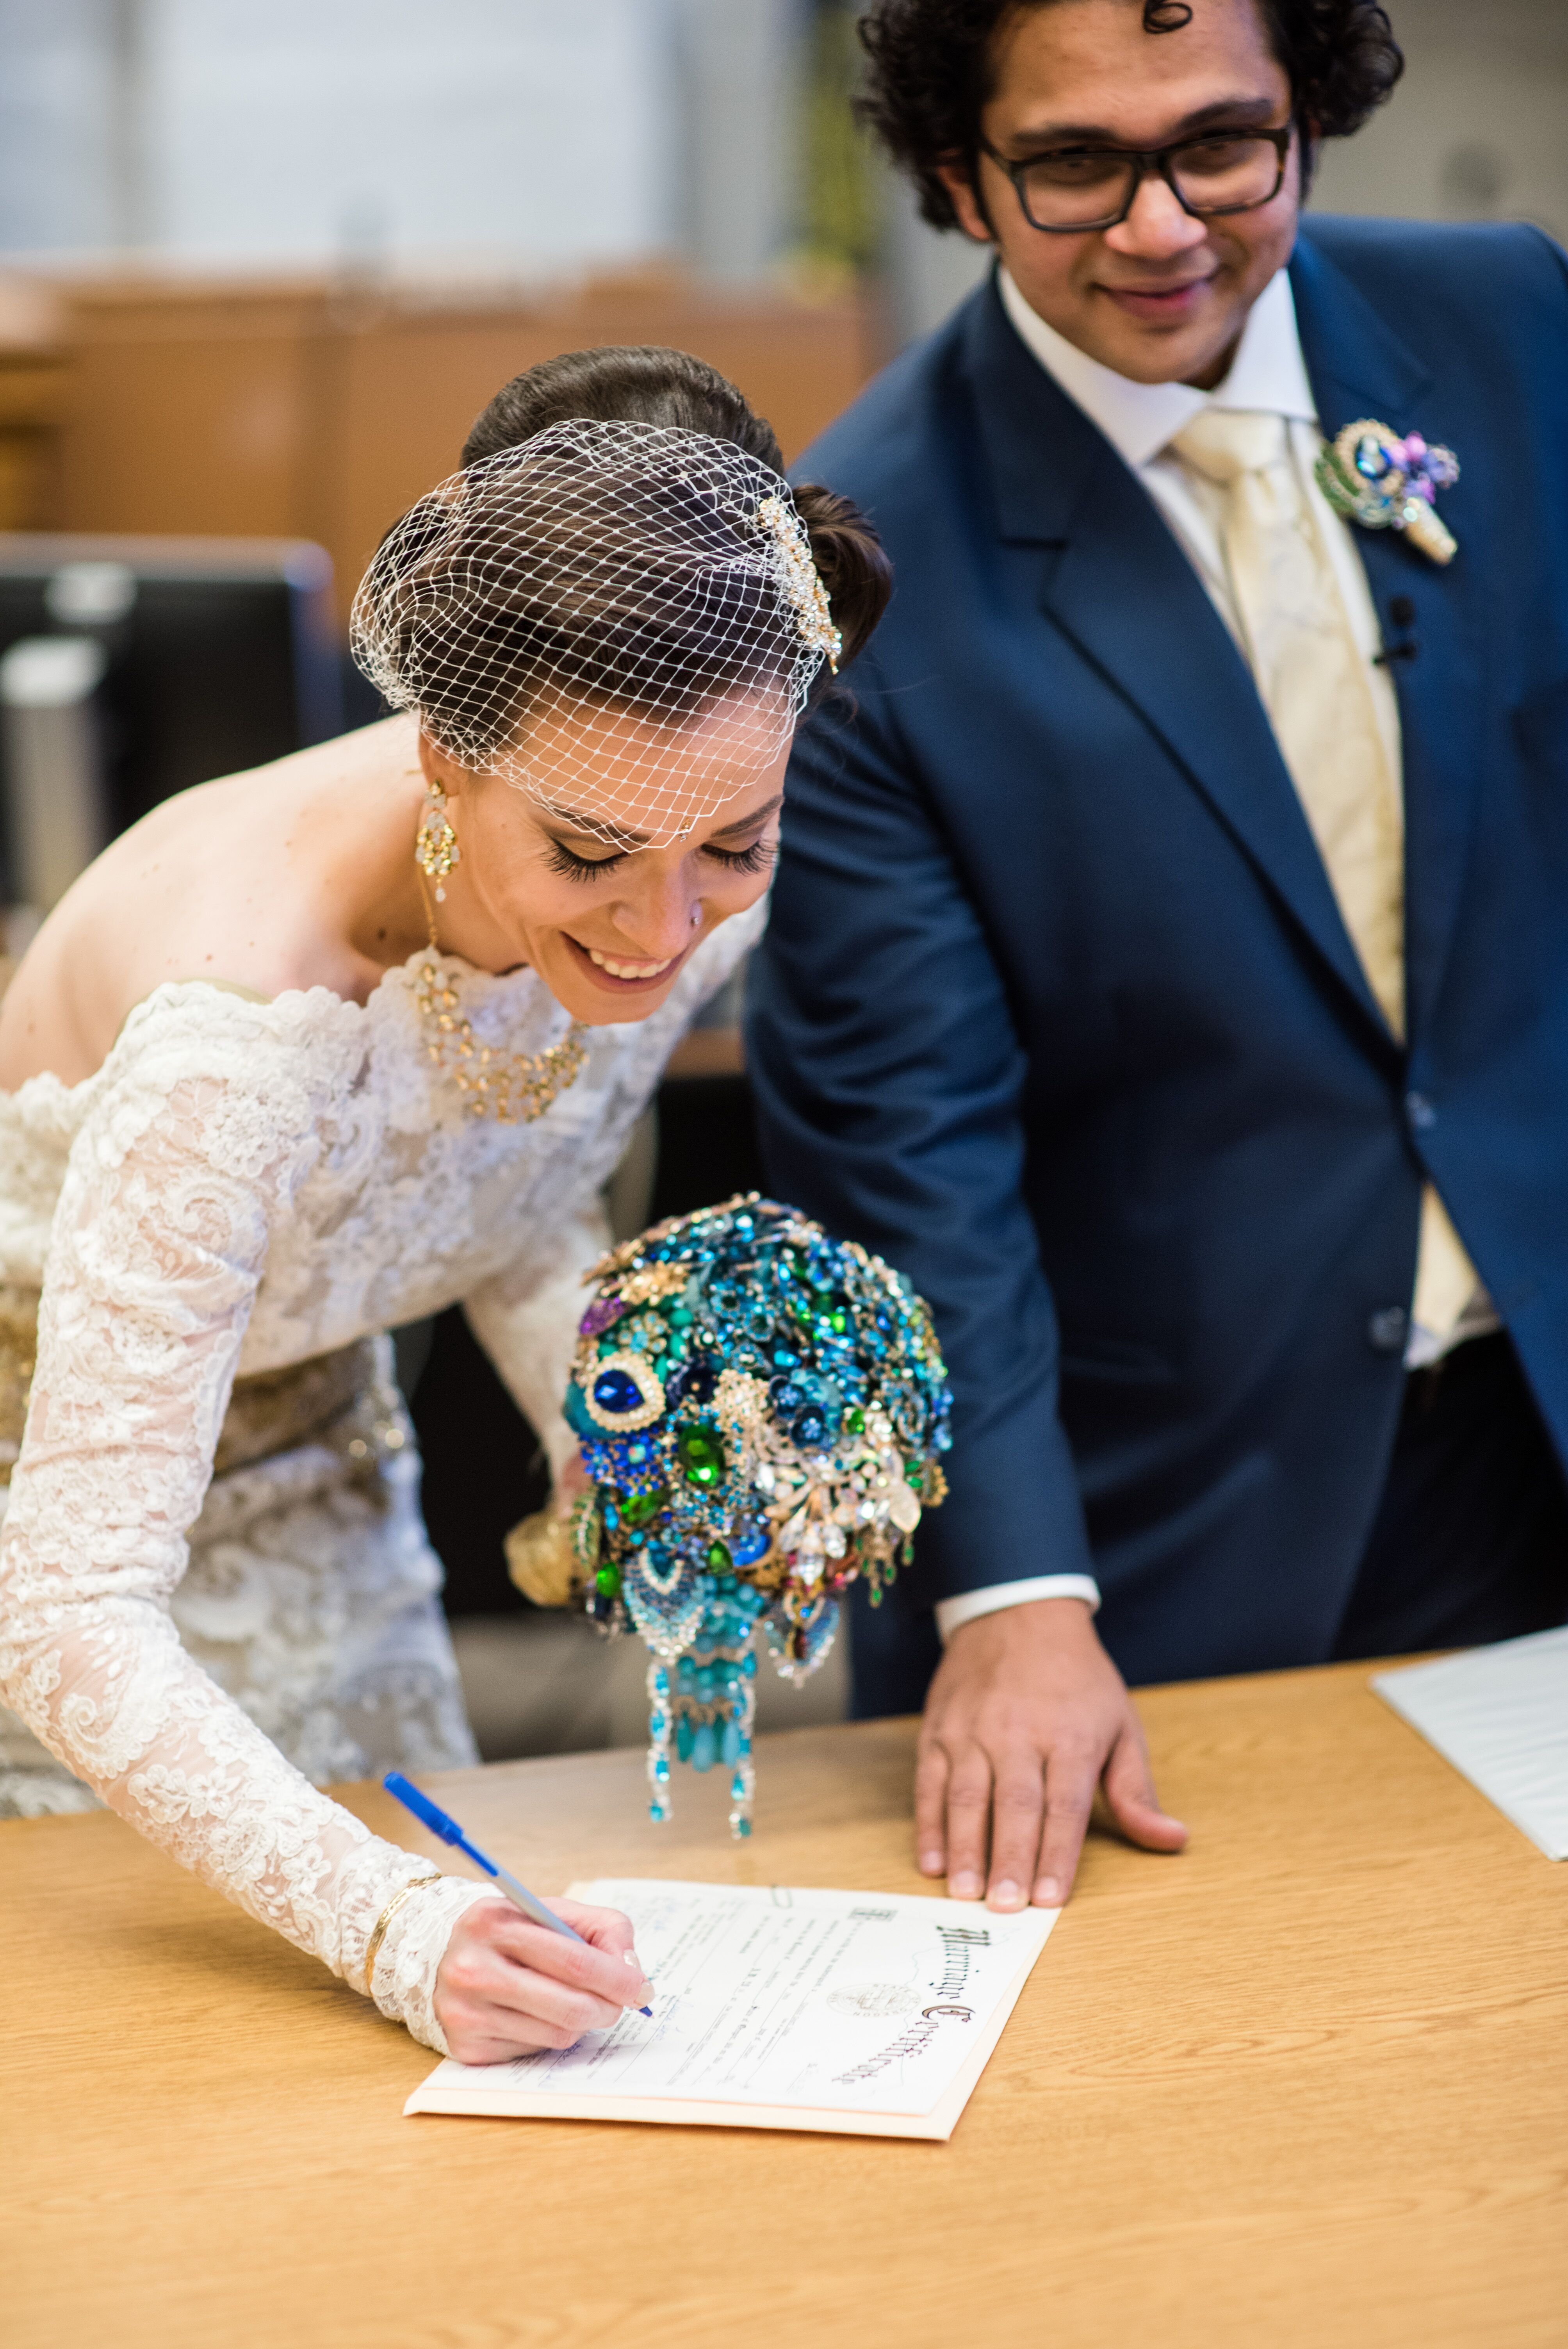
5 1662 1564 2348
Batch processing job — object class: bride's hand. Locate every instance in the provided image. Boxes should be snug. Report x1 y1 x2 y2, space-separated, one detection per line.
433 1894 652 2064
554 1449 592 1513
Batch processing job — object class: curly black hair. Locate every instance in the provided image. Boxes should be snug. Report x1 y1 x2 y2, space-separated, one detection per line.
857 0 1404 229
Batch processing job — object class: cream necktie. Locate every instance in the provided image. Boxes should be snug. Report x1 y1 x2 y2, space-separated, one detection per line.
1171 406 1480 1349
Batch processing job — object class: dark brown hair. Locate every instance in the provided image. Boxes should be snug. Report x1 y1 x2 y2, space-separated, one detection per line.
856 0 1405 230
461 346 890 681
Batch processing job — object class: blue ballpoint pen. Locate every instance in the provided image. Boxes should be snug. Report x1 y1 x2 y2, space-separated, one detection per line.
382 1772 652 2014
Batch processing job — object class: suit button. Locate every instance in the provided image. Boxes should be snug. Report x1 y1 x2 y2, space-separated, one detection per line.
1406 1091 1437 1132
1367 1306 1409 1354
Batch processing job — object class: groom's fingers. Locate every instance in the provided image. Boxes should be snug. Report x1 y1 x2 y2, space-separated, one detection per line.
1030 1741 1102 1908
982 1754 1048 1911
941 1743 995 1898
913 1735 952 1878
1103 1721 1189 1853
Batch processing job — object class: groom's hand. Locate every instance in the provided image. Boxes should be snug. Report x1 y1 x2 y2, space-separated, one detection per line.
914 1597 1188 1910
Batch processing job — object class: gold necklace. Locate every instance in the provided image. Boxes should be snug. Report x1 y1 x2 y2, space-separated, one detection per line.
415 873 588 1125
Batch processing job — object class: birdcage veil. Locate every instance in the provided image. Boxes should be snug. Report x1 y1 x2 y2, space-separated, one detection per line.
350 419 841 850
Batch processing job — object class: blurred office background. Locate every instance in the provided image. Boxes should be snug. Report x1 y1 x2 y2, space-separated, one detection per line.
0 0 1562 1757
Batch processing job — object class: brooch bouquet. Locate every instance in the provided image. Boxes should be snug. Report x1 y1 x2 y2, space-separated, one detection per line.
520 1194 951 1836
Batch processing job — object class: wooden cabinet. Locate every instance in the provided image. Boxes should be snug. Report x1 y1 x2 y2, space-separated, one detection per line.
45 270 878 621
0 277 68 533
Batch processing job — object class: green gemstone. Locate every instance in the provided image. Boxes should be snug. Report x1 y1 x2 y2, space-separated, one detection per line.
619 1486 667 1529
829 1309 848 1335
595 1565 621 1598
667 1305 693 1328
706 1540 733 1575
677 1422 726 1486
846 1406 866 1435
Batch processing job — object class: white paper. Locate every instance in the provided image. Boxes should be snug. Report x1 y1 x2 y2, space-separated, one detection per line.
1372 1625 1568 1860
406 1880 1058 2139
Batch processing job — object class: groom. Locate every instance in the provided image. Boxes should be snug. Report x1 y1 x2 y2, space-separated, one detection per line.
748 0 1568 1912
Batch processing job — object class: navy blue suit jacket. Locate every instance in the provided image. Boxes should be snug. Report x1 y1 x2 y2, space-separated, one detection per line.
747 218 1568 1684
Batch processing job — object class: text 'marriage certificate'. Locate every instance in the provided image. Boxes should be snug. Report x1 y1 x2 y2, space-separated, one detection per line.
406 1881 1058 2140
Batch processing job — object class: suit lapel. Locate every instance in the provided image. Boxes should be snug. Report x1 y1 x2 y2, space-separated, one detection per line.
1290 232 1487 1043
963 280 1392 1044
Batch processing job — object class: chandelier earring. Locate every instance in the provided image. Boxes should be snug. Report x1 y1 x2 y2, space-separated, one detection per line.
415 776 461 903
410 769 589 1126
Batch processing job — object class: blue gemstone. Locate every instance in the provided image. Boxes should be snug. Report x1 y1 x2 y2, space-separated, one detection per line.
593 1367 646 1416
563 1383 597 1438
691 1723 717 1773
721 1719 741 1765
676 1717 695 1762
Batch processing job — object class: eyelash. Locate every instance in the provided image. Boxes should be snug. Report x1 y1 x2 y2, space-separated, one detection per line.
542 838 776 885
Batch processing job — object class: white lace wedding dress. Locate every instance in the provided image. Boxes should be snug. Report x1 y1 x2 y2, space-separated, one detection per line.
0 907 762 2049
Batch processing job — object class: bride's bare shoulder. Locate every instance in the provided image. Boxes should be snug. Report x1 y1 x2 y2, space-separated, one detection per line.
0 717 422 1091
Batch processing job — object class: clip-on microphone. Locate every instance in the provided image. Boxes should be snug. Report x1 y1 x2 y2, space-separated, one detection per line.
1374 593 1419 667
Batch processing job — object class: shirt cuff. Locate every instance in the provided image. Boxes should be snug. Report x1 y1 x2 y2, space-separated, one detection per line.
934 1576 1102 1643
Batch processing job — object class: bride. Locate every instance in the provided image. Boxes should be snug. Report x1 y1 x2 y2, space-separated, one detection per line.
0 347 888 2062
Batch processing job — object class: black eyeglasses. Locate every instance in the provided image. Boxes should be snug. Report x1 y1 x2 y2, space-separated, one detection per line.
980 125 1292 233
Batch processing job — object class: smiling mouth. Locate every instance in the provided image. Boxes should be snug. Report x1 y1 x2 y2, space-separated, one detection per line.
1103 274 1215 309
565 934 691 991
588 946 676 978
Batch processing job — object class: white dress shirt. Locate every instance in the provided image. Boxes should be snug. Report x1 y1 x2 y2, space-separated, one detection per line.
935 268 1495 1645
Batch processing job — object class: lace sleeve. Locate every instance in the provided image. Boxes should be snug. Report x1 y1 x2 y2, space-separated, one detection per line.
0 1005 485 2048
464 1197 612 1483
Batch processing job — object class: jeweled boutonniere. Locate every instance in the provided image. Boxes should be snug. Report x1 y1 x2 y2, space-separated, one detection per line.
1316 418 1460 566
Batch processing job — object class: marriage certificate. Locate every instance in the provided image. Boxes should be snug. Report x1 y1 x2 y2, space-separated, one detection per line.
405 1880 1059 2140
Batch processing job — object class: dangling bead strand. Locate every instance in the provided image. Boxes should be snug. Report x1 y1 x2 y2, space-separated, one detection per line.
646 1656 673 1823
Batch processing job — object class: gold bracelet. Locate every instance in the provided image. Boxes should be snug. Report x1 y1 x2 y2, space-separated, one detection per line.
362 1873 442 1997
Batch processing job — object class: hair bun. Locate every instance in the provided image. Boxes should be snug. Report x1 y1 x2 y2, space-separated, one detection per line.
792 481 893 680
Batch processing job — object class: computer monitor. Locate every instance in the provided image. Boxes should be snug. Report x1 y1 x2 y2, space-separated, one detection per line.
0 533 344 903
